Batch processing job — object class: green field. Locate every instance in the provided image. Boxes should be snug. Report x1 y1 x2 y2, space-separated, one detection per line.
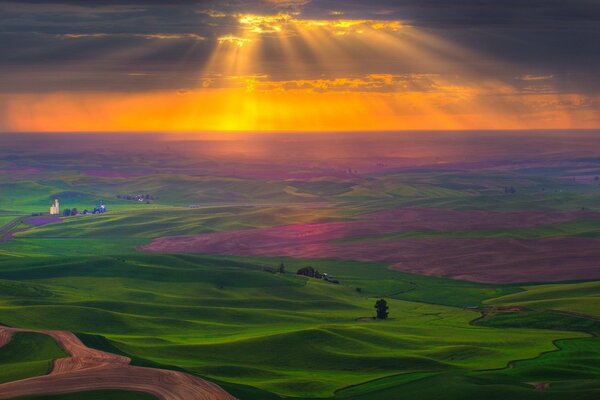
14 205 345 239
0 332 67 384
0 216 20 227
1 134 600 399
0 254 598 399
486 281 600 318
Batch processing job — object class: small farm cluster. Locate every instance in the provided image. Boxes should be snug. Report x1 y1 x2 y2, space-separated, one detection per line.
296 266 340 284
48 198 107 217
262 263 340 284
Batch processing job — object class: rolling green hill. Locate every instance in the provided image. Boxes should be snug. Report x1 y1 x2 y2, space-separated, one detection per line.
2 136 600 399
486 281 600 318
0 254 597 399
0 332 67 384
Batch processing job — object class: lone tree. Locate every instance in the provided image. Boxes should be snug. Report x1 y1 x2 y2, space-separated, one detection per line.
375 299 389 320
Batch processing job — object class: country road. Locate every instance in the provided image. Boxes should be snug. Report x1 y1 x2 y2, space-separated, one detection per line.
0 326 236 400
0 217 24 243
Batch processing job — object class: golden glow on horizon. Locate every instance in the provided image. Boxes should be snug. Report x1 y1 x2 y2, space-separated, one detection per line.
2 12 598 132
1 88 597 132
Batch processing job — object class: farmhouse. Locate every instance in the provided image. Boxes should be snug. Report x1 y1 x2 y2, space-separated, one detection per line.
83 201 107 215
49 198 60 215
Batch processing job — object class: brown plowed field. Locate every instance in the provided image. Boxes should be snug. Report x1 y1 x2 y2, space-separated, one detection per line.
140 208 600 283
0 326 236 400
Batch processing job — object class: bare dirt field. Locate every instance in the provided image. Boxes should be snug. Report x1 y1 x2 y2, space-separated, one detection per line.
0 326 236 400
141 208 600 283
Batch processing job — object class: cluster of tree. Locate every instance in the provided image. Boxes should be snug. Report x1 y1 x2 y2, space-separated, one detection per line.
73 205 107 215
63 208 79 216
503 186 517 194
296 266 339 284
297 266 324 278
117 194 156 203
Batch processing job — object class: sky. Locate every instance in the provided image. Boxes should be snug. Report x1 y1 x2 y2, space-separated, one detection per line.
0 0 599 132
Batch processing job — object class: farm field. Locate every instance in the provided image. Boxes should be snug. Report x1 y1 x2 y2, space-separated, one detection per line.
0 254 598 399
1 132 600 399
0 332 67 385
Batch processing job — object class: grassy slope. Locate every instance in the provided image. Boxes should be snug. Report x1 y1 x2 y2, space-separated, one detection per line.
0 215 21 227
0 332 67 384
215 256 523 308
0 254 593 398
14 205 345 239
470 313 600 399
3 160 600 216
1 160 600 398
486 281 600 317
0 172 329 214
1 204 348 257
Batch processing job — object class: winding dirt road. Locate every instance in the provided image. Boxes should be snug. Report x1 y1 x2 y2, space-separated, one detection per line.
0 326 236 400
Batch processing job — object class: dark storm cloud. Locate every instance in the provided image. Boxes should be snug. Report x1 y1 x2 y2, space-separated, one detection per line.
303 0 600 84
5 0 600 27
0 0 599 92
306 0 600 26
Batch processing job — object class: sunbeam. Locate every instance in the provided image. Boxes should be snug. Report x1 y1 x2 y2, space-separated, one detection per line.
1 7 598 133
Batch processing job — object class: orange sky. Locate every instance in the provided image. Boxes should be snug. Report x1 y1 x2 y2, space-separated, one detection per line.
1 13 598 133
2 88 598 133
